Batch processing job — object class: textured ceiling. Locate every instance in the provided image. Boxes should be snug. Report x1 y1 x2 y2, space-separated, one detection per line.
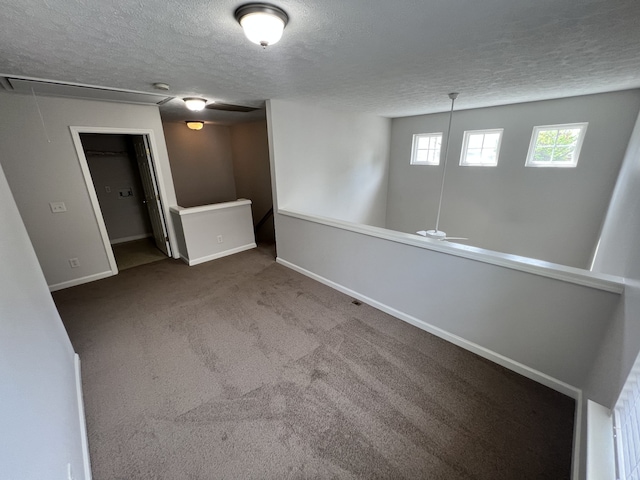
1 0 639 123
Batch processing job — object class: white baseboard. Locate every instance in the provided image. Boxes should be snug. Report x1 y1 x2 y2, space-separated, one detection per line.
74 354 92 480
573 392 583 480
110 234 152 245
276 257 580 399
186 243 257 266
49 270 115 292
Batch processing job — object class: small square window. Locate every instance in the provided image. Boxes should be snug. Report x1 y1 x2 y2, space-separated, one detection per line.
525 123 588 168
460 129 503 166
411 133 442 165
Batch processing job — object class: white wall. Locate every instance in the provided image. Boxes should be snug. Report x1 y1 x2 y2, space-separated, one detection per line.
386 90 640 268
267 100 391 227
230 121 274 242
0 162 89 479
0 91 177 289
163 122 237 208
591 111 640 279
82 133 152 242
586 112 640 407
170 200 256 266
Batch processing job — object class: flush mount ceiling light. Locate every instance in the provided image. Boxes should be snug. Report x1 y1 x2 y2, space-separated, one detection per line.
183 97 207 111
235 3 289 47
185 121 204 131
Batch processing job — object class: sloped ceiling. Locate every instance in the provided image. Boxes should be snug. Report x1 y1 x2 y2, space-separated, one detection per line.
0 0 639 123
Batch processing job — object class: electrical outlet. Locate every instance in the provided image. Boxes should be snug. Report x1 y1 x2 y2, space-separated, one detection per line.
217 235 223 244
69 258 80 268
105 186 111 193
50 201 67 213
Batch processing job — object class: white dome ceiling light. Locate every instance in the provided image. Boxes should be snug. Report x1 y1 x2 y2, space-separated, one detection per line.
185 121 204 131
183 97 207 111
235 3 289 48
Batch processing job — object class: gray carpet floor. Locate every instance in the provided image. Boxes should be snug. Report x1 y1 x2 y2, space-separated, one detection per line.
54 245 575 480
112 237 167 271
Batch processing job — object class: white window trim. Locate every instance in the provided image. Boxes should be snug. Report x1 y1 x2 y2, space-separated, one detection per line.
410 132 442 165
586 400 616 480
613 359 640 480
525 122 588 168
459 128 504 167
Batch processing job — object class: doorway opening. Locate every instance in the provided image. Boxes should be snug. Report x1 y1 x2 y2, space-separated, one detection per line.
71 128 173 272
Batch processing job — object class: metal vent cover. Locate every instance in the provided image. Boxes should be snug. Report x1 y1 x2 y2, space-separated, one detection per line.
205 102 260 113
1 76 174 106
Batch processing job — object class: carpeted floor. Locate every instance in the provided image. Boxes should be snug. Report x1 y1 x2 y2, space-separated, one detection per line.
54 245 575 480
112 237 167 270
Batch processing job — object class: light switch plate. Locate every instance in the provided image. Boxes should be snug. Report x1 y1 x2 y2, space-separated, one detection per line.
50 201 67 213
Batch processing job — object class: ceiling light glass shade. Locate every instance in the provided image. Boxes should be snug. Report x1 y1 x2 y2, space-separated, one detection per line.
184 98 206 111
235 4 288 47
186 121 204 130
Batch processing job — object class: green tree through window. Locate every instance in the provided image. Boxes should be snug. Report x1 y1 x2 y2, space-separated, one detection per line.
527 123 587 167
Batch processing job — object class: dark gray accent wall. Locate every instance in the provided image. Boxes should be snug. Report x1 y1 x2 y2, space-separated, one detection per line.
230 121 274 243
163 122 237 208
81 133 152 242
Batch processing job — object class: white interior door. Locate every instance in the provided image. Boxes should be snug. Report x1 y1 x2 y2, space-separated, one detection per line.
132 135 171 256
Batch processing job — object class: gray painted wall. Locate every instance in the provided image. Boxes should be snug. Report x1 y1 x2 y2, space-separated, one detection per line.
267 99 391 227
81 133 152 242
587 112 640 408
230 121 274 243
0 162 88 479
163 122 237 208
0 92 178 289
266 99 621 390
266 99 638 480
170 201 256 265
386 90 640 268
274 213 619 393
591 111 640 280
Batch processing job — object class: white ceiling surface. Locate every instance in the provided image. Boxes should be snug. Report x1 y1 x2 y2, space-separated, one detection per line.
1 0 639 123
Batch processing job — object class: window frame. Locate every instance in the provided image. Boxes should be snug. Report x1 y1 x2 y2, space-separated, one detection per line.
410 132 443 166
525 122 588 168
459 128 504 167
614 407 626 479
614 361 640 480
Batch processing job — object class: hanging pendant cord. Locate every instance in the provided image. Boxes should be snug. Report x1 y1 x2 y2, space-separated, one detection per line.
31 87 51 143
434 92 458 232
